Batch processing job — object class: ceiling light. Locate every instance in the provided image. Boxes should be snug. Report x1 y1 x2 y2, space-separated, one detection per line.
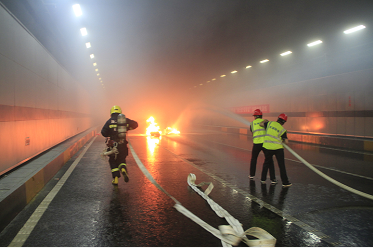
95 69 98 72
99 78 102 80
220 75 226 77
260 59 269 63
72 4 82 17
80 27 87 36
85 42 91 48
307 40 322 47
212 78 216 81
280 51 292 56
231 70 237 74
200 84 203 86
97 73 100 76
90 54 94 59
93 63 97 66
344 25 366 34
245 65 252 69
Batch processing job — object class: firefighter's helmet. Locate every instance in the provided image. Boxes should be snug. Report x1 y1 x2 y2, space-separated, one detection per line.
110 105 122 115
278 113 288 122
253 109 263 116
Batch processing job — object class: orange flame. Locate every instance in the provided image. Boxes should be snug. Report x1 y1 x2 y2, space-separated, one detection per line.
146 116 162 136
164 127 180 135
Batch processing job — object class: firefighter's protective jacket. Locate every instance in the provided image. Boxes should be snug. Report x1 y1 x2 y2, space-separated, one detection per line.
101 113 138 144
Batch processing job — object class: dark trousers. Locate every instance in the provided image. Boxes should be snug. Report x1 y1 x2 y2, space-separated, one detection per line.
250 143 264 177
261 148 290 184
108 143 128 178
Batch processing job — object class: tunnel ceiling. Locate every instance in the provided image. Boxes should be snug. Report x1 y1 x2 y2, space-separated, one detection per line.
1 0 373 121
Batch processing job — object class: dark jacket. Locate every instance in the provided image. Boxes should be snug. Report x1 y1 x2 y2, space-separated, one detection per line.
101 113 138 143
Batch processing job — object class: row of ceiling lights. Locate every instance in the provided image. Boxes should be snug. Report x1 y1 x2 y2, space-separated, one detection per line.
192 24 366 89
72 4 104 89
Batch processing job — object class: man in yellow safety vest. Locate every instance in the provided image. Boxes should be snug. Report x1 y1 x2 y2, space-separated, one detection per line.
248 109 274 181
260 113 292 187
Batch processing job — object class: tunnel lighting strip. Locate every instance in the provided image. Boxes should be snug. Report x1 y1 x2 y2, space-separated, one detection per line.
162 137 341 246
72 4 82 16
199 23 366 88
8 137 97 247
73 4 105 88
280 51 292 56
80 27 87 36
307 40 323 47
344 25 366 34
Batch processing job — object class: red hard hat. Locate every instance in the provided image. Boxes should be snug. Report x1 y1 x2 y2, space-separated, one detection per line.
278 113 288 122
253 109 262 116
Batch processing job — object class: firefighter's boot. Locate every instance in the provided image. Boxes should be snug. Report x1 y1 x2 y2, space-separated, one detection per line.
119 163 129 182
112 177 119 185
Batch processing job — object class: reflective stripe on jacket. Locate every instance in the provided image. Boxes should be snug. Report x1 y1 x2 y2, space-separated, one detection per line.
251 118 266 144
263 121 286 150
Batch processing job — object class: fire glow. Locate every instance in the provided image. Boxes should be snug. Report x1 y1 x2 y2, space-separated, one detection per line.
146 116 162 136
146 116 180 136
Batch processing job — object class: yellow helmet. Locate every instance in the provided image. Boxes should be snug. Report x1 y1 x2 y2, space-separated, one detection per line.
110 105 122 115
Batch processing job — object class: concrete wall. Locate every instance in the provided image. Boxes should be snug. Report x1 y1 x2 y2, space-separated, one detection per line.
0 5 92 175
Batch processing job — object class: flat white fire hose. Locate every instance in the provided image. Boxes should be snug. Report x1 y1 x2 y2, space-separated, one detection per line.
187 173 276 247
128 141 276 246
283 143 373 201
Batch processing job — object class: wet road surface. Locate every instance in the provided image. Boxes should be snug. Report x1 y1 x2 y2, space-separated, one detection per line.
1 129 373 246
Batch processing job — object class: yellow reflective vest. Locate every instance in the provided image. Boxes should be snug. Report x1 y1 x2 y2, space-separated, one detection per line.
251 118 266 144
263 121 286 150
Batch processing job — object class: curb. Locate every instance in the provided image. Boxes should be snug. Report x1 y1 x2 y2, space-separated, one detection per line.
0 128 98 232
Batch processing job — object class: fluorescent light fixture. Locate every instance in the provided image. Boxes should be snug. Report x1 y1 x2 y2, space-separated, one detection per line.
245 65 252 69
260 59 269 63
90 54 94 59
280 51 292 56
95 69 98 72
93 63 97 66
307 40 322 47
344 25 366 34
231 70 237 74
80 27 87 36
85 42 91 48
73 4 82 16
220 75 226 77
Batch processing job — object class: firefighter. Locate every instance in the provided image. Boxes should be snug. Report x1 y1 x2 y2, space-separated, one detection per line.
260 113 292 187
248 109 274 180
101 105 138 185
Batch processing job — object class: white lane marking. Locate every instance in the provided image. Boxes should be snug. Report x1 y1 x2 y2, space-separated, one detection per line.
161 142 340 246
8 136 97 247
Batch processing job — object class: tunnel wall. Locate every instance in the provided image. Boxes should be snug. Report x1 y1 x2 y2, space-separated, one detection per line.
0 5 92 175
222 69 373 138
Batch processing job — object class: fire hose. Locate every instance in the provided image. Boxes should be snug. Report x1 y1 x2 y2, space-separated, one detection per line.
128 141 276 247
283 143 373 201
